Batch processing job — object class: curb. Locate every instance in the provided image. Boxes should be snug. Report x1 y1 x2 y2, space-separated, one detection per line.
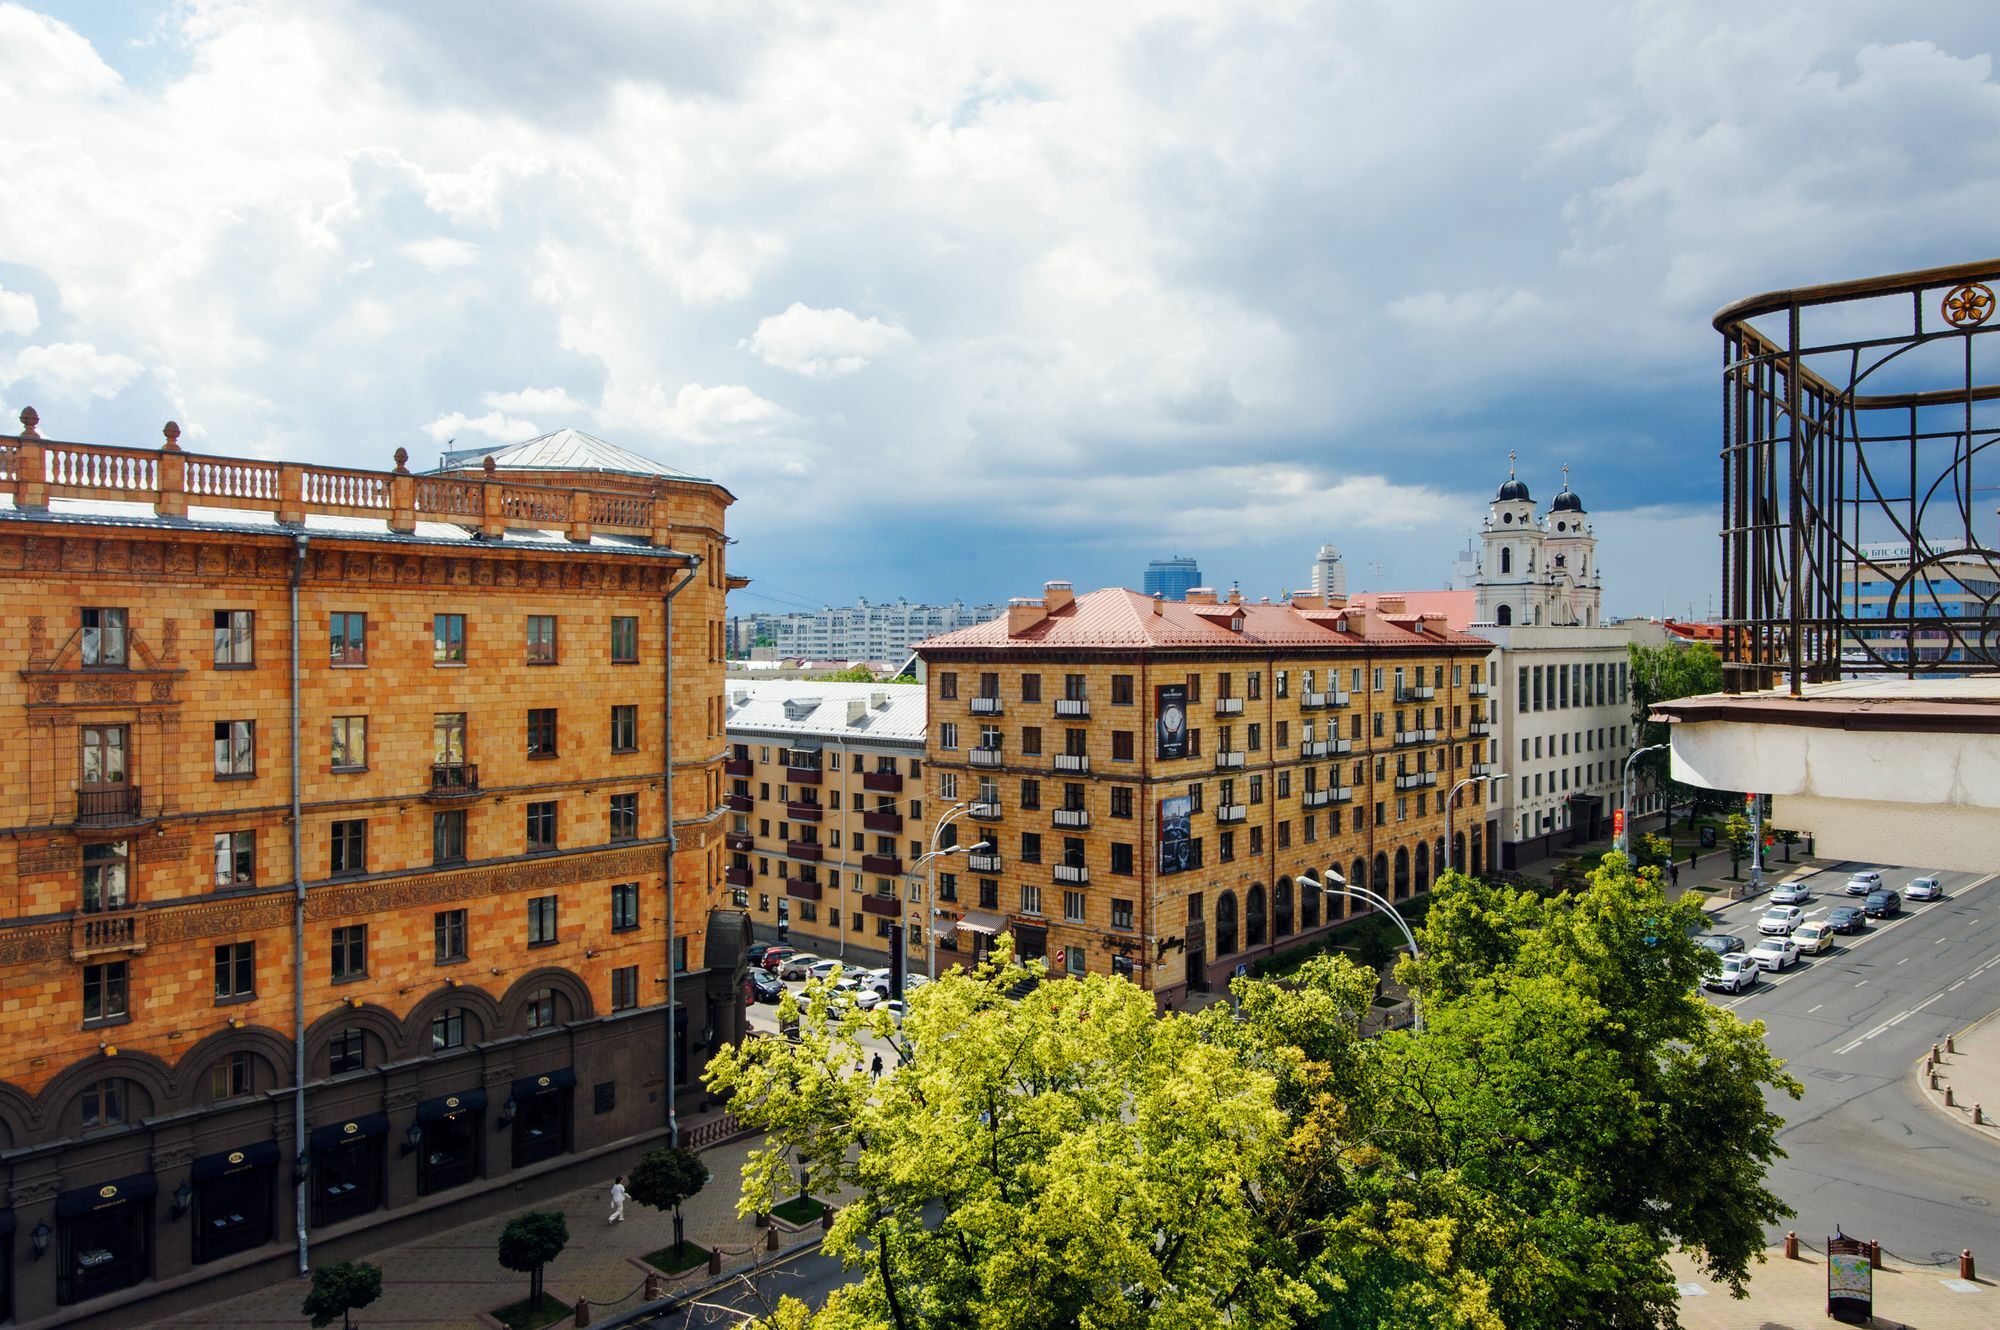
1912 1010 2000 1147
593 1233 826 1329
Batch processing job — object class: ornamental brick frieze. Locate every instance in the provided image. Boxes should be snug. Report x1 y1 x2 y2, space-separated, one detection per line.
296 546 673 596
304 844 662 924
20 671 181 709
147 896 291 945
8 1173 62 1207
134 834 190 864
0 924 68 967
150 1143 196 1173
17 842 70 876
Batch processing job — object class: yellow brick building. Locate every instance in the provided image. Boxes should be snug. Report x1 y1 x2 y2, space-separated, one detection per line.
918 583 1496 1001
0 413 744 1326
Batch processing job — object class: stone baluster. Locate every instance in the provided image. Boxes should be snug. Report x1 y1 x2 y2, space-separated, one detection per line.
155 421 187 518
389 447 416 533
15 407 45 509
480 455 506 539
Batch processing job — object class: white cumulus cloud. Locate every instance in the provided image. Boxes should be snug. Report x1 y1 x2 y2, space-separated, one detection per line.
402 238 483 270
1 342 143 402
422 410 539 443
482 386 586 415
743 303 914 378
0 285 38 337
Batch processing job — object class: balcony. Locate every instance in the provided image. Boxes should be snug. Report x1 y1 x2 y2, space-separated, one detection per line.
1305 690 1352 709
969 800 1003 821
787 764 822 786
1395 771 1438 790
862 770 904 794
725 865 752 887
1302 789 1332 808
726 833 755 853
968 851 1002 873
1468 720 1490 737
1053 807 1089 829
787 801 824 823
1469 680 1490 697
1327 784 1354 803
1215 696 1244 715
70 907 146 961
1055 698 1089 717
1396 684 1436 703
787 840 824 862
724 793 753 813
862 853 905 876
970 747 1004 767
971 696 1004 715
1054 753 1090 773
723 757 753 777
1470 762 1494 779
1054 863 1089 885
1216 804 1247 824
861 893 901 917
1214 751 1245 770
427 763 480 800
75 787 147 827
1302 739 1331 758
862 810 903 833
785 879 822 901
1394 730 1437 747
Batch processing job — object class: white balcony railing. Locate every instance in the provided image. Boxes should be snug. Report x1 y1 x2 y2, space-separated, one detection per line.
968 851 1002 873
1053 807 1090 829
1054 753 1090 773
971 696 1004 715
1302 789 1332 808
1055 698 1089 717
1215 696 1244 715
1395 771 1438 790
1054 863 1089 885
970 747 1004 767
1302 739 1331 758
1214 751 1245 769
969 800 1003 820
1216 804 1247 824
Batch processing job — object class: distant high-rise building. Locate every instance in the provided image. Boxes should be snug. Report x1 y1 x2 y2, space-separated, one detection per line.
730 598 1008 662
1143 555 1202 601
1309 543 1347 599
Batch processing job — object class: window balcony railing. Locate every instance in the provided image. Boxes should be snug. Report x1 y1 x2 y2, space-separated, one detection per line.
970 747 1004 767
1469 680 1490 697
862 810 903 833
1053 807 1090 829
862 770 904 793
787 840 824 862
1054 863 1089 885
1216 804 1247 824
968 851 1003 873
724 792 753 813
969 800 1004 820
785 879 822 901
1301 691 1330 709
428 763 480 798
862 853 904 876
1214 696 1244 715
1395 771 1438 790
1302 739 1332 758
1302 789 1332 808
725 865 752 887
726 833 755 853
70 907 146 961
971 696 1004 715
1327 784 1354 803
1396 684 1437 702
787 764 823 786
1214 751 1245 769
1470 762 1494 779
786 800 823 823
75 787 145 826
1054 753 1090 773
1055 698 1089 717
861 894 901 917
1468 720 1490 737
723 757 753 777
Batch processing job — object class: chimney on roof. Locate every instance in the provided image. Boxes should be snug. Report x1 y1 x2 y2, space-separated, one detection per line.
1344 607 1370 633
1326 593 1349 610
1007 597 1048 636
871 691 889 710
1152 593 1164 617
1227 583 1243 606
1185 587 1218 605
847 698 867 726
1290 593 1325 611
1043 580 1075 612
1376 595 1406 615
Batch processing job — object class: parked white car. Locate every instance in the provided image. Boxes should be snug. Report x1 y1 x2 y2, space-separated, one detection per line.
1906 875 1944 901
1758 906 1804 935
777 953 825 981
1793 921 1835 955
1768 881 1812 905
1704 953 1760 993
1749 937 1801 972
1844 870 1884 896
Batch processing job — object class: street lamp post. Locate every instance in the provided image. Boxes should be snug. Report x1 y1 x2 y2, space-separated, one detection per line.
1444 771 1505 875
1296 869 1423 1033
901 839 989 988
1619 744 1667 856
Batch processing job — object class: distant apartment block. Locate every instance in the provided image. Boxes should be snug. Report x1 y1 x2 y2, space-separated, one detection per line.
731 598 1007 663
1842 541 2000 674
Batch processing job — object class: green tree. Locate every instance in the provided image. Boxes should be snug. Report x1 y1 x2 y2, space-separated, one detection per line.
1771 827 1802 863
628 1145 710 1255
1635 831 1674 870
1628 640 1729 827
820 665 876 682
883 672 919 685
496 1210 568 1307
1721 812 1752 880
708 943 1316 1330
301 1261 382 1330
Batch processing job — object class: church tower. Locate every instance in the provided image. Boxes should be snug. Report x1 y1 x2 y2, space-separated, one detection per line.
1475 452 1544 625
1541 465 1601 626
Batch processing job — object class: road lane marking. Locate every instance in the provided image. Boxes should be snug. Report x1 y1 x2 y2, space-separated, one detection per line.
1808 1003 1823 1013
1951 981 1966 990
1856 980 1868 987
1837 989 1952 1054
1898 957 1909 965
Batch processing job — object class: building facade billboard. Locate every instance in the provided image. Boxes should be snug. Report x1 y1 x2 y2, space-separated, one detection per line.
1156 683 1188 760
1159 793 1193 875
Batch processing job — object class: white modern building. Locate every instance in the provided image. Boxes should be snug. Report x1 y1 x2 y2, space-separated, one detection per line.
1309 543 1348 599
733 598 1008 663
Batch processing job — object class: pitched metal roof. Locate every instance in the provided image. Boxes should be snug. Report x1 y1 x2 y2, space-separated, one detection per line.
437 428 710 483
724 680 927 744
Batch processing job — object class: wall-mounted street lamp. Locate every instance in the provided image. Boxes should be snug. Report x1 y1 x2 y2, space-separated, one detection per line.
30 1221 50 1259
172 1179 193 1220
402 1122 424 1155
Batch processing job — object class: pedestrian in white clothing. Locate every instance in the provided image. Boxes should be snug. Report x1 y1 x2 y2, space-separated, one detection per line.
609 1175 627 1224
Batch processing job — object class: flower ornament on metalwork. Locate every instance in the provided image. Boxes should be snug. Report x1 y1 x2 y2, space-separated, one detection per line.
1942 282 1994 328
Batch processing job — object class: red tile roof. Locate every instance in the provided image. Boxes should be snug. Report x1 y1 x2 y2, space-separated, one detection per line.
1345 590 1478 632
916 588 1491 655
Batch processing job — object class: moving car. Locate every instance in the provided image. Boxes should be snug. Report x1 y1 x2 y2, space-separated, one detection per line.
1758 906 1804 936
1845 870 1884 896
1749 937 1800 972
1696 933 1747 957
1769 881 1812 905
1704 954 1760 994
1826 904 1867 934
1906 875 1944 901
777 953 825 981
1864 889 1901 918
1794 921 1835 955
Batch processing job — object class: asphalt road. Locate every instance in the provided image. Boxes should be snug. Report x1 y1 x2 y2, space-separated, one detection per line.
643 1241 850 1326
1699 862 2000 1261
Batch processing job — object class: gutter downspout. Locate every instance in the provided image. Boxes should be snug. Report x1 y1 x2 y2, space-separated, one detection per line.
289 534 310 1276
662 560 699 1150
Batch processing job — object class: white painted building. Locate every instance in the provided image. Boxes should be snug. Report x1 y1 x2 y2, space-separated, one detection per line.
1309 543 1348 599
734 598 1008 663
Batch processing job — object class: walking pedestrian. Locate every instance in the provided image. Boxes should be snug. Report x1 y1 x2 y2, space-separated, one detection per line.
608 1175 627 1225
1669 861 1680 889
870 1053 884 1081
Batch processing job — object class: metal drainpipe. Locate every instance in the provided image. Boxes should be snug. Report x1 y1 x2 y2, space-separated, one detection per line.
289 534 310 1276
662 561 698 1149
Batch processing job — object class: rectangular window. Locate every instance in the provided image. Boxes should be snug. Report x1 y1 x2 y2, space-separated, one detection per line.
611 615 640 663
1021 779 1041 810
1022 673 1043 703
526 801 558 853
81 607 129 667
1219 829 1235 863
330 715 367 771
331 925 367 982
433 809 467 865
1064 946 1086 976
1020 832 1042 864
527 895 558 946
1111 843 1134 875
213 830 255 889
213 610 254 666
1250 825 1264 854
431 1009 465 1051
528 708 559 758
526 615 558 664
330 611 368 665
433 613 467 664
611 705 639 752
328 1028 365 1076
1063 890 1086 922
979 879 999 909
1110 786 1134 819
611 882 640 931
939 721 959 750
214 941 255 1001
1111 899 1135 930
214 719 255 777
210 1052 253 1100
611 966 640 1011
1111 674 1134 705
1112 731 1134 761
82 961 128 1025
938 672 958 700
434 909 468 963
609 792 639 841
1275 720 1289 748
1021 726 1043 756
1021 884 1043 915
330 819 367 877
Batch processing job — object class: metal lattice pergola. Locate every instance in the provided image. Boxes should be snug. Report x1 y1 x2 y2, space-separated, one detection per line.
1716 259 2000 694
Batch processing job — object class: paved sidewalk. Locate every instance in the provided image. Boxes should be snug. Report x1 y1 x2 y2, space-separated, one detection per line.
1672 1245 1988 1329
139 1126 841 1330
1916 1007 2000 1145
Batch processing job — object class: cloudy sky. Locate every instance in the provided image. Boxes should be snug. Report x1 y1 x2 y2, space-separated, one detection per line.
3 2 1995 621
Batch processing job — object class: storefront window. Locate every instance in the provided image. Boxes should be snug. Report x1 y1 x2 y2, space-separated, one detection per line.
190 1142 277 1264
416 1090 486 1195
56 1175 154 1305
510 1071 576 1168
310 1114 387 1227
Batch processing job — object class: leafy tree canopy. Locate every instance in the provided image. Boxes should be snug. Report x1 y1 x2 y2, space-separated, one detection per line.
820 666 877 682
1628 640 1730 819
301 1261 383 1330
628 1146 711 1215
497 1211 569 1302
